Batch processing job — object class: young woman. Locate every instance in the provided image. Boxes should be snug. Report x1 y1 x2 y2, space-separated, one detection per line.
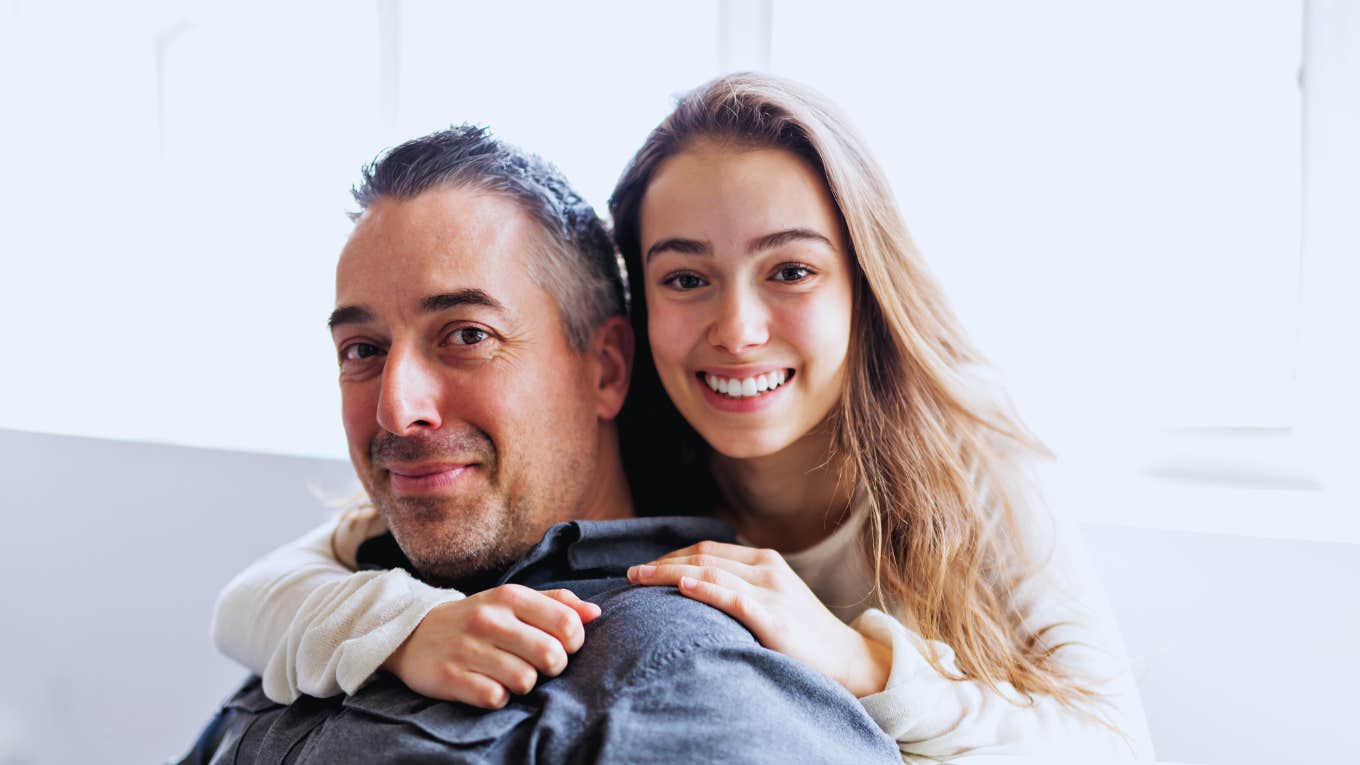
213 74 1152 760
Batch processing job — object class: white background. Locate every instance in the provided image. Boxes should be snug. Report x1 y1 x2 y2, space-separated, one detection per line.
3 1 1353 546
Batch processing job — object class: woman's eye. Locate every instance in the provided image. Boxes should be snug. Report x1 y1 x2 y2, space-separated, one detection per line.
448 327 490 346
662 272 708 291
340 342 382 362
772 264 813 283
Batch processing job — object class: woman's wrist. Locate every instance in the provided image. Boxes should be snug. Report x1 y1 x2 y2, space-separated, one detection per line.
841 626 893 698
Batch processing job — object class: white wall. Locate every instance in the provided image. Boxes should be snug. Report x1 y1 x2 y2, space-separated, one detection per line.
1086 523 1359 764
0 428 357 765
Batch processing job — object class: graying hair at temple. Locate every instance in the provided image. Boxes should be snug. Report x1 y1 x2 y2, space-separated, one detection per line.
351 124 627 351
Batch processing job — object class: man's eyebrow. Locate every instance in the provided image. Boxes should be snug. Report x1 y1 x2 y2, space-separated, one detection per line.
748 228 835 253
328 305 372 331
327 290 505 331
644 237 711 262
420 289 506 315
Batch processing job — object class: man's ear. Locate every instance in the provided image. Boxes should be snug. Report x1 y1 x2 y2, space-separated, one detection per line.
588 315 634 421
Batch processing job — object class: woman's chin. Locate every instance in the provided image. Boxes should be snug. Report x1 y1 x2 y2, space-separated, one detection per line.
701 429 798 462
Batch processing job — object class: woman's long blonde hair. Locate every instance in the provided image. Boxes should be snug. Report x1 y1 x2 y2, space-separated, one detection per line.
610 72 1101 713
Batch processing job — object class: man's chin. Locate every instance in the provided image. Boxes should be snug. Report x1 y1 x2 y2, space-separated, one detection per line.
376 492 533 586
408 543 528 589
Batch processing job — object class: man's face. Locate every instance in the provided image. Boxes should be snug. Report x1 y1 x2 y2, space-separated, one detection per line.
330 186 603 584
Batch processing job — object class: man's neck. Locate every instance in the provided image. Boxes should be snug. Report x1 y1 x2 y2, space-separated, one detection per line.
576 423 635 522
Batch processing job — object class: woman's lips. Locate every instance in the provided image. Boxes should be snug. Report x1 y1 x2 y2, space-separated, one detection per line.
695 369 795 413
386 463 477 494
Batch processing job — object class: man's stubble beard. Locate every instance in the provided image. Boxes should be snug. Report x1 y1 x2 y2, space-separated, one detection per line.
366 428 540 586
377 490 537 587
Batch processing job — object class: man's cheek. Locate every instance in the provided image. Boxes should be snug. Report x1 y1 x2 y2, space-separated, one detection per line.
340 390 379 463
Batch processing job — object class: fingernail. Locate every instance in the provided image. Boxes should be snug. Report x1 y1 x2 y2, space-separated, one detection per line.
636 564 655 579
679 576 696 590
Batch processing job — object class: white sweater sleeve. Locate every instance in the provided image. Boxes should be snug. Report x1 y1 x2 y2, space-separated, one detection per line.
849 501 1155 762
209 517 466 704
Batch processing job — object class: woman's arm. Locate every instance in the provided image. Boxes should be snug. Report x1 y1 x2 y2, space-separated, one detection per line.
210 510 603 707
852 610 1145 761
210 512 467 703
627 504 1153 760
851 500 1154 761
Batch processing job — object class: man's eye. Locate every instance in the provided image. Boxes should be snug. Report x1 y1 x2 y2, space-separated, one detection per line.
340 342 382 362
662 272 708 290
448 327 490 346
772 264 813 283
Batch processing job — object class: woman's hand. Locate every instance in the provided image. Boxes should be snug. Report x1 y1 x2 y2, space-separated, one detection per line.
627 541 891 697
383 584 601 708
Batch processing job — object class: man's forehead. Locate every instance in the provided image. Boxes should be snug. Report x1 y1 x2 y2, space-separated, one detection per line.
334 187 539 311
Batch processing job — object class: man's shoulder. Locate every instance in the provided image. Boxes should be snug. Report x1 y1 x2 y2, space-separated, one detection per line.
564 582 759 688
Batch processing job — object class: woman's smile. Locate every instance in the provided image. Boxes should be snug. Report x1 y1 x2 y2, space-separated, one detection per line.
695 367 797 412
639 141 854 460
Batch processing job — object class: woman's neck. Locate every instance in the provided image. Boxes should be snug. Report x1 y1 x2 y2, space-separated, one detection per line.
710 423 857 553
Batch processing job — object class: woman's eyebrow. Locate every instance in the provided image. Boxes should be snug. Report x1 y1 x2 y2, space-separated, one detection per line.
646 228 833 263
748 228 834 253
645 237 711 262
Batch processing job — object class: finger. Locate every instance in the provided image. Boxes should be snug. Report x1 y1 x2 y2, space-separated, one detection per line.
652 540 767 565
485 618 573 678
540 588 602 624
465 644 544 697
416 665 511 710
676 575 764 634
628 562 753 593
632 554 758 581
504 589 589 655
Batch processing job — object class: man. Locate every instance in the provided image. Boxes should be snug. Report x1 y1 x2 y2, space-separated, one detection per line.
181 126 899 764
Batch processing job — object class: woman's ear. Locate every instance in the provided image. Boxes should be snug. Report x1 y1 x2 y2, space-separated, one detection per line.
589 316 634 420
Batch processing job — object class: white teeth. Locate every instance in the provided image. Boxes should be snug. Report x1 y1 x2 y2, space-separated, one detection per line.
705 371 790 398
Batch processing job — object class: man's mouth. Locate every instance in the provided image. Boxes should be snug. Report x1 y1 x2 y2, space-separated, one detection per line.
384 462 479 493
697 369 795 399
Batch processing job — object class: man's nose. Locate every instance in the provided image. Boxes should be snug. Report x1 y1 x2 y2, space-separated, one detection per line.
376 344 443 436
706 285 770 355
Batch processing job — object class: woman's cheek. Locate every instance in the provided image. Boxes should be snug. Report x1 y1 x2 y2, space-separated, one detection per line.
647 303 696 378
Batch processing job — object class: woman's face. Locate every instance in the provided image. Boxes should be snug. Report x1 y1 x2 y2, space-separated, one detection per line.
638 141 855 460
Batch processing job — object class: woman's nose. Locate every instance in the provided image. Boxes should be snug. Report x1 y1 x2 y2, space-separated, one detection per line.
706 285 770 355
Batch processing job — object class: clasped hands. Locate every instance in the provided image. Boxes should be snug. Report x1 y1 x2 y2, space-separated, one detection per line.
385 541 890 709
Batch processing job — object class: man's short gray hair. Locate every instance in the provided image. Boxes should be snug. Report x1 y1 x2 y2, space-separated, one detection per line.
352 124 627 351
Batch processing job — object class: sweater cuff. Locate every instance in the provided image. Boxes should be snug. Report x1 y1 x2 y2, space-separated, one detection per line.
332 573 467 695
851 608 951 736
